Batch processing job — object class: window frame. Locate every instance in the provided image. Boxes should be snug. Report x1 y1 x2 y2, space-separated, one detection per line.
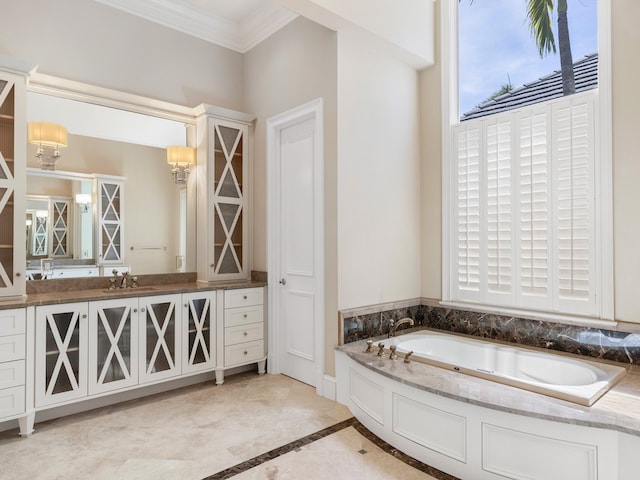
440 0 613 321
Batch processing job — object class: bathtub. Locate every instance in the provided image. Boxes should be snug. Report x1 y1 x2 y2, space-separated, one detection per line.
385 330 626 406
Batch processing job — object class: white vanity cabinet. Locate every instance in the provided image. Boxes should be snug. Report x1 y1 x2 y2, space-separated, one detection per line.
182 290 216 375
88 297 139 395
0 60 30 300
0 308 26 420
96 176 125 266
196 107 254 282
138 294 182 384
215 287 265 385
50 197 71 257
35 302 88 407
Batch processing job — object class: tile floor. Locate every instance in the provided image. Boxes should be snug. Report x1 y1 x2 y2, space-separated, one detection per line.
0 373 440 479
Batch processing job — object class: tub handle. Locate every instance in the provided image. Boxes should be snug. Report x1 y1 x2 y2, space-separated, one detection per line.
376 342 385 357
389 345 398 360
404 351 414 363
365 339 373 353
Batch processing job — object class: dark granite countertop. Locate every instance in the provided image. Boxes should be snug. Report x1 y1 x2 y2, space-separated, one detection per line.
0 279 266 310
337 334 640 438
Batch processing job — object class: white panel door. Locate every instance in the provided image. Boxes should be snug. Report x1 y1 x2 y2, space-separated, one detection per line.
278 117 317 386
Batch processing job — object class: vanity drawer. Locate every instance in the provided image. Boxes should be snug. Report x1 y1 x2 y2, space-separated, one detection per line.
224 288 263 309
0 335 25 363
0 309 25 337
225 323 263 347
224 340 264 367
0 360 25 389
0 385 25 419
224 305 263 328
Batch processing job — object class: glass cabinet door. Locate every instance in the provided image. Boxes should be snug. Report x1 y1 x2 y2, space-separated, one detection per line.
182 291 215 374
35 303 88 407
138 294 181 384
210 120 247 278
88 298 138 395
51 198 70 257
0 72 26 298
97 179 124 264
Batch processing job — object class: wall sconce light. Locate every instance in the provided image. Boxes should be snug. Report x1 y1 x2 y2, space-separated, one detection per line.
166 146 195 185
75 193 91 213
28 121 68 171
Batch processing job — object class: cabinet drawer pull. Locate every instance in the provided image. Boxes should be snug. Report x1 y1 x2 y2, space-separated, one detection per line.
243 314 248 318
141 308 146 313
184 303 188 308
133 308 138 313
243 295 248 300
243 331 248 336
243 351 248 355
81 314 87 319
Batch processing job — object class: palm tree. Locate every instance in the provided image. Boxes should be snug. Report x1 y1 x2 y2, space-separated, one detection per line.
526 0 575 95
462 0 576 96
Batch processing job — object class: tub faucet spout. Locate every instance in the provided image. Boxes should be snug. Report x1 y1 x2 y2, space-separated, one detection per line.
120 272 130 289
389 317 415 337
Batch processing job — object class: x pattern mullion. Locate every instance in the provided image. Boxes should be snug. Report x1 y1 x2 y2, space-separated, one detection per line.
146 304 175 374
45 312 80 396
97 307 131 385
188 299 210 365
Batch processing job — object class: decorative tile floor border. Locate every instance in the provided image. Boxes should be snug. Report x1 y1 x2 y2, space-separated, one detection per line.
202 417 458 480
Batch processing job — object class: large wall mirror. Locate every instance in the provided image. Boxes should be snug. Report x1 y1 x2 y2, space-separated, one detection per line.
25 77 196 279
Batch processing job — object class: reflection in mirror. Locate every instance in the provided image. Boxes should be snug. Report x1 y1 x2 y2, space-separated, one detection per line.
26 88 190 278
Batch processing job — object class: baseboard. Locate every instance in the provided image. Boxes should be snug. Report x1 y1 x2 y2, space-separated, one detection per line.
322 375 336 401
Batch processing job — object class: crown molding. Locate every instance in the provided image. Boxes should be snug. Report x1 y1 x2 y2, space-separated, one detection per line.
96 0 297 53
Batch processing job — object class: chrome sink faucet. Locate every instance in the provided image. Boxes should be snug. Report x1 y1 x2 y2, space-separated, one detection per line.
120 271 130 289
388 317 415 337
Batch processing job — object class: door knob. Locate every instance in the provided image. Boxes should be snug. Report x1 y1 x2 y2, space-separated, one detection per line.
279 278 287 285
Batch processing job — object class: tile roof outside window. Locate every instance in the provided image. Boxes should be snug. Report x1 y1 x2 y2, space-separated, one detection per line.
461 53 598 121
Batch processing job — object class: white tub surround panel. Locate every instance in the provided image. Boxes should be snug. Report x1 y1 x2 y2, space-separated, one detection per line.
336 338 640 480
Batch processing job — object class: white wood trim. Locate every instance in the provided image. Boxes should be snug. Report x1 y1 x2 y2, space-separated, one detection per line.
96 0 297 54
322 374 336 401
266 98 325 396
28 72 196 124
440 1 457 303
596 0 614 321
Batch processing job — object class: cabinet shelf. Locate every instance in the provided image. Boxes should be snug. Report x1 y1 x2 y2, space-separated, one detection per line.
46 347 80 355
188 326 210 332
0 113 14 121
213 149 242 157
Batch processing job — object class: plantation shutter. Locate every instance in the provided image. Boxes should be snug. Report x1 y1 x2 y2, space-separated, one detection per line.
552 96 596 315
485 119 513 304
516 108 552 310
453 125 481 301
451 92 597 316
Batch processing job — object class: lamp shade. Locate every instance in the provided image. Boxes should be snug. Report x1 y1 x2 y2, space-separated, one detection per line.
166 146 195 166
75 193 91 205
28 122 68 148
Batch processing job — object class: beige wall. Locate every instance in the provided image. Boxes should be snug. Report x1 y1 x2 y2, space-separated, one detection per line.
243 17 339 373
337 30 422 310
1 0 244 110
419 1 640 324
281 0 435 68
612 0 640 323
420 1 443 301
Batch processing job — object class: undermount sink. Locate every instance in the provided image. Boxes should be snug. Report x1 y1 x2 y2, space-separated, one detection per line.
101 286 157 294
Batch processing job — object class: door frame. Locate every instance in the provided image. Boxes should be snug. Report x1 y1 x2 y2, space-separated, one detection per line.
266 98 325 396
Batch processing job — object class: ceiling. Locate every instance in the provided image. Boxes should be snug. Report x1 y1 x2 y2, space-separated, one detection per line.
96 0 298 53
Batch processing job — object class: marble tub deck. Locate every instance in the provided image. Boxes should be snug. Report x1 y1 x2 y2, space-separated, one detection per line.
0 373 445 480
338 332 640 438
